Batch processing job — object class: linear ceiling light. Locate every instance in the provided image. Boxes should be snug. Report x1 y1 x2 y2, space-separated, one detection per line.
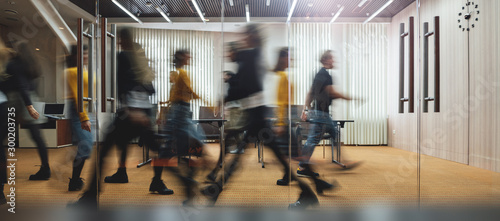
358 0 368 7
287 0 298 23
330 6 344 23
155 6 172 23
229 0 234 6
245 4 250 22
266 0 270 6
363 0 393 24
191 0 206 23
111 0 143 24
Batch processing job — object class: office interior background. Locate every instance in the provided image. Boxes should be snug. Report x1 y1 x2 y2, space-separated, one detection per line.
0 0 499 219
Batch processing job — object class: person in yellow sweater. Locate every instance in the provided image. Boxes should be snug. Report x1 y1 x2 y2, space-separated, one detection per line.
152 49 206 206
65 45 94 191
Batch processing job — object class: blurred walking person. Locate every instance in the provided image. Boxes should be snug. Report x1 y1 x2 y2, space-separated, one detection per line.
202 24 319 210
1 42 50 181
65 45 95 191
71 27 160 207
153 49 207 205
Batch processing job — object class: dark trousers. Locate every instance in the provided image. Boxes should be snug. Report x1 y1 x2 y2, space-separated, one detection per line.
85 109 159 195
214 106 314 197
0 103 7 184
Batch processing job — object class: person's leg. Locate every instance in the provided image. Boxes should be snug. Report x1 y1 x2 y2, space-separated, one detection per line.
68 101 94 190
0 104 6 204
103 141 129 184
26 124 51 180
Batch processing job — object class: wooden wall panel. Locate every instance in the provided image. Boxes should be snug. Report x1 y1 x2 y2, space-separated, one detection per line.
418 0 469 164
468 0 500 172
387 2 418 152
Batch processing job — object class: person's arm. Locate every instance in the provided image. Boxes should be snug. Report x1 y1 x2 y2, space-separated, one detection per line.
8 62 40 119
66 68 91 131
301 89 312 121
326 85 352 101
179 72 200 99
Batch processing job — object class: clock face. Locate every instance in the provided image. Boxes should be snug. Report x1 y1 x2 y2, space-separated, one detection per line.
458 1 479 32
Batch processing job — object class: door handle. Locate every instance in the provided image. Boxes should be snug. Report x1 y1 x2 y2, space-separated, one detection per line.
77 18 94 113
100 18 117 113
423 16 440 113
399 17 415 113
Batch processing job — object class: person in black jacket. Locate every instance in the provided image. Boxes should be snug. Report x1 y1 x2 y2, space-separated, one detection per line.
0 39 13 205
202 24 319 210
1 41 50 181
71 27 165 207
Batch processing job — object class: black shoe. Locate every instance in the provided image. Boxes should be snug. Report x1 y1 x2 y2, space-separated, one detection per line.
201 183 222 206
296 168 319 178
29 166 51 180
104 169 129 183
315 179 337 195
149 178 174 195
276 178 289 186
288 194 319 210
68 178 85 191
0 192 6 205
67 191 98 210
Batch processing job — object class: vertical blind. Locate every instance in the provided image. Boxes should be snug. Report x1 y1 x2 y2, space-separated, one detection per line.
133 24 388 145
133 28 216 119
343 24 388 145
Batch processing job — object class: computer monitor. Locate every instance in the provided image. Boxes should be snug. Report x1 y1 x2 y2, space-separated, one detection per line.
44 103 65 116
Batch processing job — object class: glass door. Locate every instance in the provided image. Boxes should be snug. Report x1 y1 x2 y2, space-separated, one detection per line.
417 0 500 208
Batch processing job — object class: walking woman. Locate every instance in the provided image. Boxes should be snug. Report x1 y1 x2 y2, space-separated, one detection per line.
152 49 206 205
65 45 95 191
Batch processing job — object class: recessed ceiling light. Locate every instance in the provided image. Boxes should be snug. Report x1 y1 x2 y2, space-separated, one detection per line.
146 2 153 7
59 27 64 30
35 48 40 51
307 3 313 7
4 9 18 15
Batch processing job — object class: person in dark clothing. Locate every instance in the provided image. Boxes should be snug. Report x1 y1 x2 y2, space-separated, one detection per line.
70 27 162 207
103 42 154 184
296 50 360 194
0 39 14 205
1 42 50 181
202 24 320 210
206 71 245 182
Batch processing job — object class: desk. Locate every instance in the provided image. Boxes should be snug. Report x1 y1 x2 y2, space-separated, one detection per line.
18 119 72 148
331 120 354 167
137 119 227 168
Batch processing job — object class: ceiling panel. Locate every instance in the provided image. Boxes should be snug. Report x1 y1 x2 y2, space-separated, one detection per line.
68 0 415 20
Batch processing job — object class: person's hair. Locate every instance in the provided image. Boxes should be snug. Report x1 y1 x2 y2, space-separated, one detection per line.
245 24 263 47
0 39 14 81
15 41 42 79
119 27 134 51
320 50 333 64
66 44 88 68
173 49 190 68
273 47 289 72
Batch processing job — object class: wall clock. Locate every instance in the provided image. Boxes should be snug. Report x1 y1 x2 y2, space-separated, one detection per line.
458 1 479 31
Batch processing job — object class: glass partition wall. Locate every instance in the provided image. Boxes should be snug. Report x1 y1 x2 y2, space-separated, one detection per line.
2 0 499 216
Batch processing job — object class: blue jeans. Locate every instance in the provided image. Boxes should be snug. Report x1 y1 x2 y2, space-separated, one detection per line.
301 110 338 164
159 102 205 158
67 100 95 160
